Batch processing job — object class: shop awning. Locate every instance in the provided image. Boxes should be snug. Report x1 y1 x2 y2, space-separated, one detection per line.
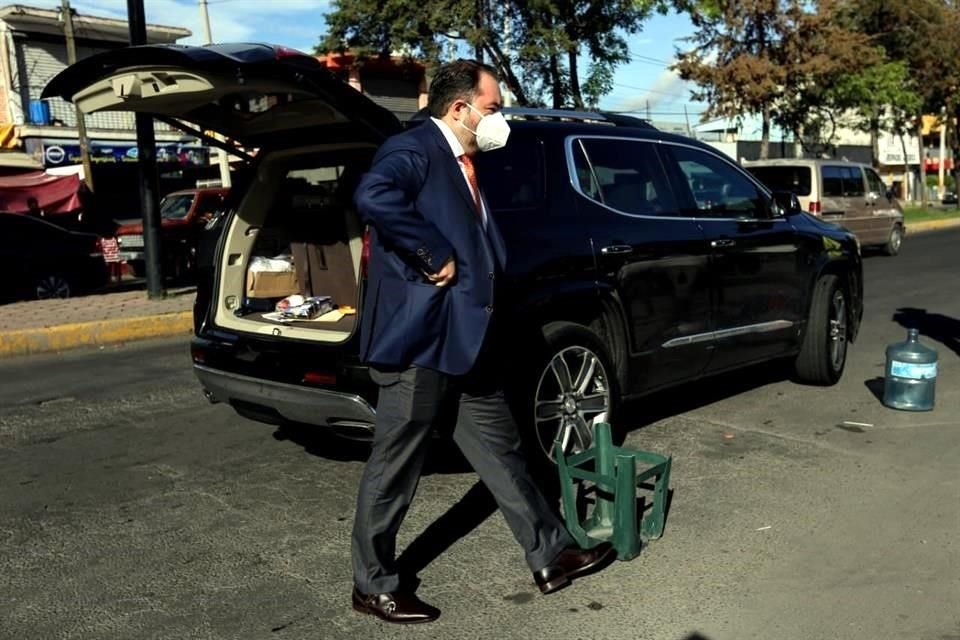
0 170 82 214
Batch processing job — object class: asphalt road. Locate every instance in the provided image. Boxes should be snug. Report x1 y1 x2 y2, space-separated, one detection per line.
2 229 958 640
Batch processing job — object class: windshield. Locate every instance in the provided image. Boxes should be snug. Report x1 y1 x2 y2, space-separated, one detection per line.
160 194 195 220
747 165 812 197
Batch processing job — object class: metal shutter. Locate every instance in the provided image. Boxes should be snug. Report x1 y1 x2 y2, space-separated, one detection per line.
360 73 419 121
20 40 134 130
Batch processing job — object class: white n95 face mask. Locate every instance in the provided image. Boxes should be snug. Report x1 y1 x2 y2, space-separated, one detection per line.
462 103 511 152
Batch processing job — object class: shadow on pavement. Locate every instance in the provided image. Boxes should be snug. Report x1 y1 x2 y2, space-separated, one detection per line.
620 360 791 433
274 360 790 591
893 307 960 358
865 377 885 403
395 480 499 591
271 418 474 476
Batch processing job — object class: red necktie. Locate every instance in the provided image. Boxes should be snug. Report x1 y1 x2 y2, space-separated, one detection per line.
459 154 483 222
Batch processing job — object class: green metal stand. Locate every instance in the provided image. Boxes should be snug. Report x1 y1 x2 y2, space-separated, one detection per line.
555 422 672 561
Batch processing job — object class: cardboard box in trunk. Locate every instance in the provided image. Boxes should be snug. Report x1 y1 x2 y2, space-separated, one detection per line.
246 270 299 298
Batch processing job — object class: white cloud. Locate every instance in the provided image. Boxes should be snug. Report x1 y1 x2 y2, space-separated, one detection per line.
615 67 688 113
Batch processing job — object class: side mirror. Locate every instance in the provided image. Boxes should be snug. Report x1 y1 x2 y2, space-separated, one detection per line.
771 190 802 216
885 188 897 201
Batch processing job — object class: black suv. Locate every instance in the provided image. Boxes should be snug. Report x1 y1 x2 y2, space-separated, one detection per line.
46 44 863 461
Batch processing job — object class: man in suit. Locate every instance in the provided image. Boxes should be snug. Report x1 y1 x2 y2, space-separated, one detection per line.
350 60 616 624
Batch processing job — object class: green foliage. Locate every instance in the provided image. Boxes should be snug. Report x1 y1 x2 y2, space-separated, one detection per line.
926 174 956 190
320 0 660 108
671 0 874 158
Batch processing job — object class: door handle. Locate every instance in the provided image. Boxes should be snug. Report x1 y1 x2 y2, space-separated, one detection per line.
710 239 736 249
600 245 634 255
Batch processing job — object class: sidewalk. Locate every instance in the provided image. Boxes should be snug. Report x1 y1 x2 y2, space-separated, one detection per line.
0 285 194 358
906 216 960 235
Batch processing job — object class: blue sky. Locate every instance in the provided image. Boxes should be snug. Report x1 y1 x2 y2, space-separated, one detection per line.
35 1 711 124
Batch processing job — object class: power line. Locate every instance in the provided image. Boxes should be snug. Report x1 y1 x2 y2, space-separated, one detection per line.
629 57 670 68
628 51 672 67
612 81 689 99
611 109 709 116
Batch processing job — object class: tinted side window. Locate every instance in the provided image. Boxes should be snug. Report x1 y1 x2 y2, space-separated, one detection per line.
573 138 676 216
746 165 812 196
866 168 886 196
665 145 765 218
474 137 543 211
822 166 844 197
842 166 865 197
571 141 601 201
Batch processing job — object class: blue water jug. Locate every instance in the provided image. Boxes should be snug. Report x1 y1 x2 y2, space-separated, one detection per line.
28 99 51 125
883 329 938 411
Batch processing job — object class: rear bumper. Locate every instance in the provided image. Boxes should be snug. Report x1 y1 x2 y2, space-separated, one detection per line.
194 363 376 437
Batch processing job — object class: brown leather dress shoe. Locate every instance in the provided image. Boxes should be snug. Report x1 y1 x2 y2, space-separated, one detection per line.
351 587 440 624
533 542 617 594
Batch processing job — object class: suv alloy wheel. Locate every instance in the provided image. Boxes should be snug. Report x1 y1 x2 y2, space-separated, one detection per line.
532 322 618 463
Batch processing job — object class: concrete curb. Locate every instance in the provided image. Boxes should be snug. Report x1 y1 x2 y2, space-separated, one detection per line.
906 217 960 235
0 311 193 359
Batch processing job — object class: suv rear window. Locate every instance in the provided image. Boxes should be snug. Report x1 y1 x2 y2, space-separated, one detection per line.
474 137 543 211
746 165 812 197
570 137 676 216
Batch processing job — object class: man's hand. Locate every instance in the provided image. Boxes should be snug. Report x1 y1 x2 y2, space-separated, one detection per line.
427 258 456 287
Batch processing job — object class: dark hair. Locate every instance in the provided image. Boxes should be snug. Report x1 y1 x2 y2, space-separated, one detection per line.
427 59 499 118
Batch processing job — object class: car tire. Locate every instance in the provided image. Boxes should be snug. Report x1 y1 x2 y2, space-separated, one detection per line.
882 224 903 256
34 273 72 300
794 274 848 386
527 321 621 465
129 260 146 278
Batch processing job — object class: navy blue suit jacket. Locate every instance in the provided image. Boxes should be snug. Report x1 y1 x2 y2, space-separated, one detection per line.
354 120 508 376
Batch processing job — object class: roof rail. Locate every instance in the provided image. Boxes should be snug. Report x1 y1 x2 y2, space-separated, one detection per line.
501 107 654 128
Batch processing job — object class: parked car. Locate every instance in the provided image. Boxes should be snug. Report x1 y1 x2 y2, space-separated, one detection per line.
115 187 229 280
941 191 957 205
45 44 864 463
0 212 108 302
744 159 905 256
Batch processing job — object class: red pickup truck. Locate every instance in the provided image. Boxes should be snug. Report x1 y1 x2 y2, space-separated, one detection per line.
115 187 229 280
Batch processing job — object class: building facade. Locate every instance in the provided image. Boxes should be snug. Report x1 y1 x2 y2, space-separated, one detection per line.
317 52 428 122
0 5 207 172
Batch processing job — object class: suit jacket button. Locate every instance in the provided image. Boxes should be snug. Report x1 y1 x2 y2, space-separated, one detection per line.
488 272 494 280
485 305 493 313
416 248 426 256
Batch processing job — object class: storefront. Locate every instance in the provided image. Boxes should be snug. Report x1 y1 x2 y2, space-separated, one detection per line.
23 138 211 170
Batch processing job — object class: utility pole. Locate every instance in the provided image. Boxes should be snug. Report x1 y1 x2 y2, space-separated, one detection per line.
939 107 947 195
60 0 94 191
198 0 232 188
501 11 512 107
127 0 164 298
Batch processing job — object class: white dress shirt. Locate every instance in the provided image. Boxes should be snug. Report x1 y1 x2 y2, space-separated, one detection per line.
430 117 488 228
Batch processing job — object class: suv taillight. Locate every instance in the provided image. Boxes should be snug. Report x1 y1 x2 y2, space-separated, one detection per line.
808 201 821 215
90 237 104 257
360 228 371 279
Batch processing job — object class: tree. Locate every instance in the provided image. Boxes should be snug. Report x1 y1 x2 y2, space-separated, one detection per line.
838 0 956 204
821 59 921 170
320 0 657 109
672 0 873 159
